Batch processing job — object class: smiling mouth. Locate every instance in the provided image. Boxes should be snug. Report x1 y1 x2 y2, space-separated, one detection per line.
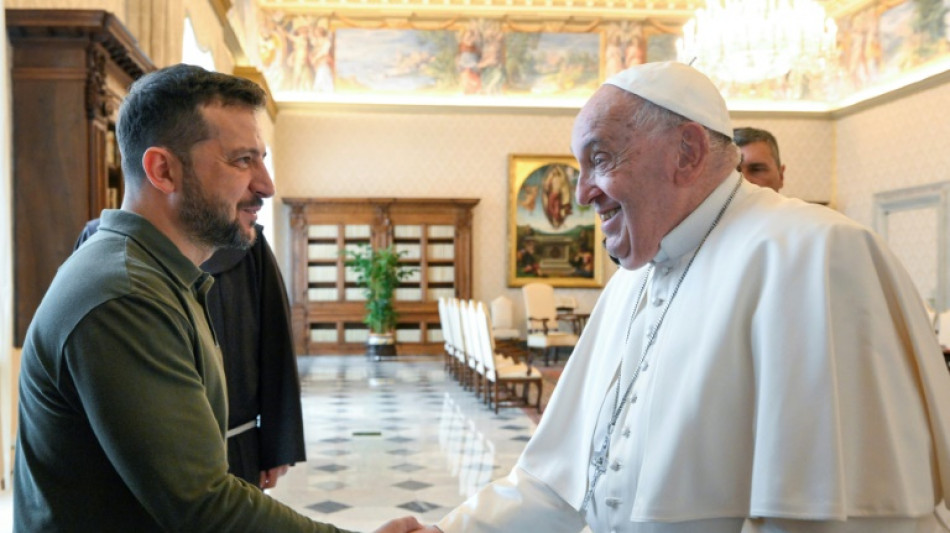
600 207 620 222
239 197 264 216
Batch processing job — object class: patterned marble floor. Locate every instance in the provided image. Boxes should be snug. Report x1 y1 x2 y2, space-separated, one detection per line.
267 354 538 531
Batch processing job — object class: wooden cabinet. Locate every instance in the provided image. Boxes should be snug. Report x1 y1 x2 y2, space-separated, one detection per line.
285 197 479 355
7 9 154 345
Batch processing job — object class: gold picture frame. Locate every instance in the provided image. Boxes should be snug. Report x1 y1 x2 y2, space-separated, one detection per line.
508 154 604 288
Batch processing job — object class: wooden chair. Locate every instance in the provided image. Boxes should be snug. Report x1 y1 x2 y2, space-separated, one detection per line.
490 295 520 340
473 301 543 413
438 297 461 379
522 282 578 365
456 299 484 397
447 298 472 390
489 295 523 360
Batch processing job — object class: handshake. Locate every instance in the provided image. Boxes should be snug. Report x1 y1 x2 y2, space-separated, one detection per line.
375 518 442 533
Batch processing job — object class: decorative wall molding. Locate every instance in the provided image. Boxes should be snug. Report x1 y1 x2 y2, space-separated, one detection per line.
873 181 950 311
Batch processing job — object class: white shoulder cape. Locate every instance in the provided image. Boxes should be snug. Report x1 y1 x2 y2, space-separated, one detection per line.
518 183 950 521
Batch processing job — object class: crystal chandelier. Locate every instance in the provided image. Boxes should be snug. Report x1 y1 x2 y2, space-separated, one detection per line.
677 0 838 85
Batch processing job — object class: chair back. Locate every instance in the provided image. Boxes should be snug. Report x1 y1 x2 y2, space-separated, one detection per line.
522 282 559 329
474 301 499 375
490 296 515 329
459 299 482 372
437 297 452 351
447 298 466 365
555 295 577 313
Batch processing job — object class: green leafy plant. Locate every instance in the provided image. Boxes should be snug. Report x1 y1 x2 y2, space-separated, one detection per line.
344 245 417 334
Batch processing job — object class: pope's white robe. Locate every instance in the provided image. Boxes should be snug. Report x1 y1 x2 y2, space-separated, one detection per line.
437 176 950 532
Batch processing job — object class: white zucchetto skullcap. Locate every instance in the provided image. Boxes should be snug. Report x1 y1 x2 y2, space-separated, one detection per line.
604 61 733 138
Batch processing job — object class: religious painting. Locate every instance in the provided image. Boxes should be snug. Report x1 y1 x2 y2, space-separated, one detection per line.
836 5 883 94
257 13 336 95
504 32 601 96
508 154 604 288
334 28 456 94
603 21 646 78
456 19 507 95
253 2 950 108
645 32 679 63
878 2 917 77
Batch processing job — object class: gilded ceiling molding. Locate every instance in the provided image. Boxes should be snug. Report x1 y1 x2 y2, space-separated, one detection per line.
330 12 387 28
401 15 460 30
503 17 604 33
257 0 699 23
270 9 674 34
255 0 876 25
333 11 461 29
251 0 742 37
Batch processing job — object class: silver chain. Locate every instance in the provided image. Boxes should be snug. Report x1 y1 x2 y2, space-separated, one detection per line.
581 176 742 514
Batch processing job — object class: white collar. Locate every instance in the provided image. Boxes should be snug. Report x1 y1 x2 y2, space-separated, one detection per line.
652 172 742 268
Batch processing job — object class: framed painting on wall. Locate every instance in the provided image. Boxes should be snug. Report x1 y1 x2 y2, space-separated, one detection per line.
508 154 604 288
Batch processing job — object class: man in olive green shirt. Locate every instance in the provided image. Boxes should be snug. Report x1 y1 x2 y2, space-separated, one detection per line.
14 64 421 533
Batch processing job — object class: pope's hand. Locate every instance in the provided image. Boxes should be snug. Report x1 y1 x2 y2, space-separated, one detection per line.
373 516 423 533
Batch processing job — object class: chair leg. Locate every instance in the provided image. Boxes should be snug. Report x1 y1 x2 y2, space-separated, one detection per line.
535 380 543 413
494 382 500 414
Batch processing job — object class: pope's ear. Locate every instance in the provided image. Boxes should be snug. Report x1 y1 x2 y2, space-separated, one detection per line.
673 122 709 185
141 147 180 195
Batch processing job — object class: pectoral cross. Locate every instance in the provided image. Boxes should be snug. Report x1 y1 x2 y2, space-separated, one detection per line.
581 427 613 513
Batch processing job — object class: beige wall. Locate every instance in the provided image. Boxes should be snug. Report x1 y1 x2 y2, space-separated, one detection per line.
836 81 950 226
273 105 615 328
729 113 835 204
272 106 837 333
834 80 950 308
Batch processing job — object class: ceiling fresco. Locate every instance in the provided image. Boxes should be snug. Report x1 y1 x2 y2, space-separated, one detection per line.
221 0 950 110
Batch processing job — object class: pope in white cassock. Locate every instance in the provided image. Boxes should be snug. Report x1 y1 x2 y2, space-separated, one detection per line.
420 62 950 533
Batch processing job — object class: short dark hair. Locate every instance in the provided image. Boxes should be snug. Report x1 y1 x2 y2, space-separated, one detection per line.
117 64 266 186
733 127 782 167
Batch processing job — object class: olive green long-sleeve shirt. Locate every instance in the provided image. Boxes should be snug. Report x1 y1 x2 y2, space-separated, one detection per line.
15 210 355 533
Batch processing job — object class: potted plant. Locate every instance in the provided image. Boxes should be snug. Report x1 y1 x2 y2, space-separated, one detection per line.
344 244 416 359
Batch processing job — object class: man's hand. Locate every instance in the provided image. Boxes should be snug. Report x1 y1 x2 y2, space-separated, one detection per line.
372 516 424 532
258 464 290 489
